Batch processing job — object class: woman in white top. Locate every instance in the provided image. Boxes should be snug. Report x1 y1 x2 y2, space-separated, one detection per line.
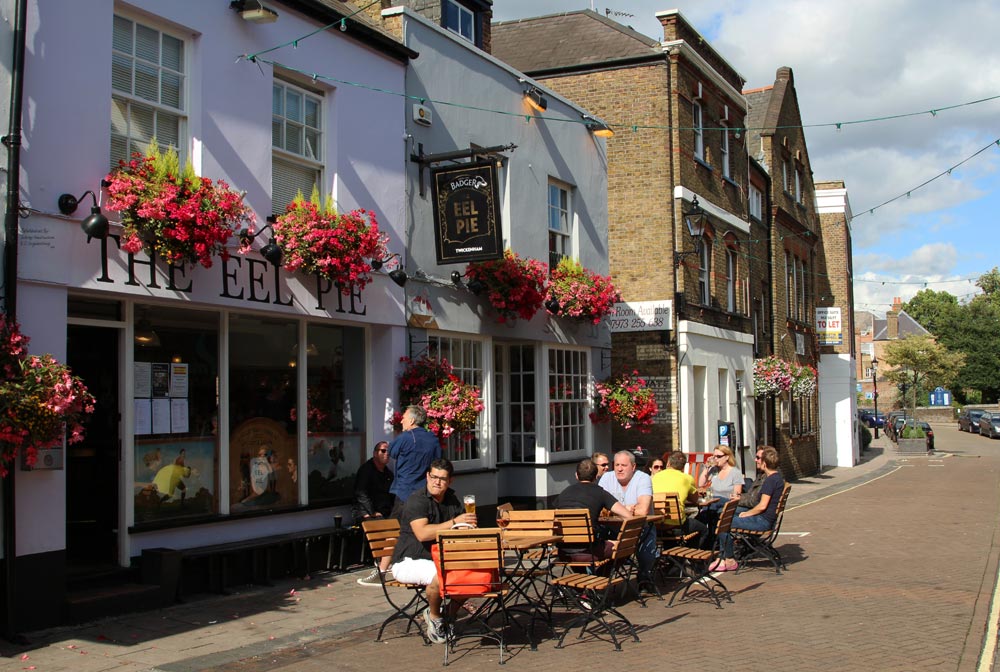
699 445 744 502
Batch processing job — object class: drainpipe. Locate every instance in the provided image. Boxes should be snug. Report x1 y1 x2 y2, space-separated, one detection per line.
2 0 28 643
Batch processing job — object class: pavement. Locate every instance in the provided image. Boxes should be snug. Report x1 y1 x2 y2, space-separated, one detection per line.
3 424 1000 672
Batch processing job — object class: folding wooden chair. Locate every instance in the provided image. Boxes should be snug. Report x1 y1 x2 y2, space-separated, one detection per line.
734 483 792 574
548 516 646 651
653 492 699 581
660 499 738 609
550 508 602 576
360 519 430 645
436 528 512 665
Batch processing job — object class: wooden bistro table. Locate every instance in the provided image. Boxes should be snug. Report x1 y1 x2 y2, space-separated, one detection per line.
500 533 561 648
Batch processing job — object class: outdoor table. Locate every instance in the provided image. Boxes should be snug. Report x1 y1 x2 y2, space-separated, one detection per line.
501 534 561 606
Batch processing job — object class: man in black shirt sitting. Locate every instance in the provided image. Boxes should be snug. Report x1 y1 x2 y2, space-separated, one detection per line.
554 458 631 560
354 441 394 586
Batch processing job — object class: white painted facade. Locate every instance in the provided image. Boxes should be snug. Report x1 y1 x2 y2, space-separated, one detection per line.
819 353 859 467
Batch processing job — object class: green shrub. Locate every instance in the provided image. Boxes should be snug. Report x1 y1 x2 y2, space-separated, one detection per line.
860 424 872 449
901 423 926 439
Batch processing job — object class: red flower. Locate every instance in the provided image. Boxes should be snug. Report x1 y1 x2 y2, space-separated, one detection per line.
465 250 549 323
546 257 621 323
590 370 658 432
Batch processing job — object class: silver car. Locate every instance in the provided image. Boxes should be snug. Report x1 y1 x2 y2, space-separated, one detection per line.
979 412 1000 439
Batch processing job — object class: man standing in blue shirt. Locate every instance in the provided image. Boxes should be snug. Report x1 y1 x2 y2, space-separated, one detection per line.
389 405 442 517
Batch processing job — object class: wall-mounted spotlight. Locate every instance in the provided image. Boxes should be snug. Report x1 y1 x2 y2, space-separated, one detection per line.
673 196 707 268
58 185 110 239
582 114 614 138
238 220 283 266
450 270 485 295
371 253 408 287
545 297 561 313
230 0 278 23
524 87 548 113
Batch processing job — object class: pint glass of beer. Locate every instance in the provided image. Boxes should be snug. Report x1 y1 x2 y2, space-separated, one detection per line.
463 494 476 515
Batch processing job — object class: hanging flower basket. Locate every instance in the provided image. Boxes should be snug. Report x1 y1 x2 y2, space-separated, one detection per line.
465 250 549 323
394 355 484 438
590 370 658 432
545 257 621 324
753 355 794 397
105 142 253 268
268 189 388 294
791 363 817 397
0 316 95 477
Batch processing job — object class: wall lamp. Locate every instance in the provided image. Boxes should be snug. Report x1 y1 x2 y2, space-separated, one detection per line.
672 196 706 268
58 184 110 239
230 0 278 23
450 270 485 295
238 220 283 266
524 87 548 113
582 114 614 138
371 253 408 287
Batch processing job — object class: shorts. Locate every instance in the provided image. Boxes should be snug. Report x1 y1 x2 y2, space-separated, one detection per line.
391 557 437 585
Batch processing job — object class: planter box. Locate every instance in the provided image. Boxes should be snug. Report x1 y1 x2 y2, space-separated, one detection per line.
896 437 929 454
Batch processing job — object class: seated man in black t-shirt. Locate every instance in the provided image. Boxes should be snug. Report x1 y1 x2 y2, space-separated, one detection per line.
554 458 632 560
390 458 477 644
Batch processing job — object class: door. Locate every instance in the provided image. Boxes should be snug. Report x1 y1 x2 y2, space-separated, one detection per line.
66 325 120 569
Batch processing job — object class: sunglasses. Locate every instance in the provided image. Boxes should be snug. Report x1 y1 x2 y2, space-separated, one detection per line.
650 464 664 471
713 454 725 459
376 448 388 453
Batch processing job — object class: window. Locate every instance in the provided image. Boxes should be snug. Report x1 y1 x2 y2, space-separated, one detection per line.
132 305 217 525
111 15 185 170
797 258 807 321
753 298 762 355
698 236 711 305
548 181 572 269
495 344 536 463
548 348 589 454
720 125 731 178
443 0 475 43
785 251 793 318
726 248 737 312
427 335 484 463
782 159 790 193
794 168 803 203
692 101 705 161
749 184 763 221
272 79 323 215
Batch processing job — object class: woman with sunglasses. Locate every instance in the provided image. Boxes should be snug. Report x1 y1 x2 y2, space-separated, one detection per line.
648 457 665 475
696 445 743 542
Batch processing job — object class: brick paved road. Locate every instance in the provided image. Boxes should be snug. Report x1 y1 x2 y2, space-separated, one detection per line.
184 425 1000 672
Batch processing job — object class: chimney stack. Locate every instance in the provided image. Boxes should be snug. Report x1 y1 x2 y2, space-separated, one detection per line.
886 296 901 340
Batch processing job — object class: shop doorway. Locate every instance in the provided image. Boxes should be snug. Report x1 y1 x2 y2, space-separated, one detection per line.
66 325 120 572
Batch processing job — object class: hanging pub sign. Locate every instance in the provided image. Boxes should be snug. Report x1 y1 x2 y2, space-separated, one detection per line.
431 161 503 265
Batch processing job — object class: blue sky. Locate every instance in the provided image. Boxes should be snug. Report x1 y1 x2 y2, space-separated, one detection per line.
491 0 1000 315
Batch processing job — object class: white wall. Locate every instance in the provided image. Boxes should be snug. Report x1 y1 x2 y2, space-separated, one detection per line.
819 353 859 467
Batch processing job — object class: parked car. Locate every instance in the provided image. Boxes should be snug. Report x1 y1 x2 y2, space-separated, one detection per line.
867 412 886 429
979 412 1000 439
858 408 873 424
891 415 908 440
885 411 906 440
959 409 986 433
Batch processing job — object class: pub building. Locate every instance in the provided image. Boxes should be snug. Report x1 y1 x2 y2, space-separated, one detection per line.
5 1 411 630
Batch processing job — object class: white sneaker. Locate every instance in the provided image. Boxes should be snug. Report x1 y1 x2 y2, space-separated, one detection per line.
356 568 382 587
423 608 447 644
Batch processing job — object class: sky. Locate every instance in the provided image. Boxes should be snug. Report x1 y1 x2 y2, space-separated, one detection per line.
490 0 1000 316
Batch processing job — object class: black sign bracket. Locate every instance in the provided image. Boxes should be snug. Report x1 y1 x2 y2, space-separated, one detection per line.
410 142 516 197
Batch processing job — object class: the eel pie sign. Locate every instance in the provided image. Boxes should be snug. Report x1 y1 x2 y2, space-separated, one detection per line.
431 161 503 265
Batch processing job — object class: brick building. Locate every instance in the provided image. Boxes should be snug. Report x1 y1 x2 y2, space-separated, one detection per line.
493 9 756 466
744 67 823 476
856 298 930 412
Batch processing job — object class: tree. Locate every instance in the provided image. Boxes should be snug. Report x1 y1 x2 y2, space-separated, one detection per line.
903 289 961 336
881 334 965 411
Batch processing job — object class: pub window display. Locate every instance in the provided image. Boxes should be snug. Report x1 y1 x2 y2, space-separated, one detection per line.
133 306 220 524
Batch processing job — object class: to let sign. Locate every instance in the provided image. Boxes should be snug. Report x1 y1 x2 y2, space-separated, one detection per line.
816 307 843 345
431 161 503 265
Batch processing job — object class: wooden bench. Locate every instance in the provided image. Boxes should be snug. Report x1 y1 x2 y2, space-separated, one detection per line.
176 525 351 596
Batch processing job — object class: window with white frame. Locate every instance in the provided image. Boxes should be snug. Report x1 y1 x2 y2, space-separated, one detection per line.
782 159 790 193
443 0 475 43
692 100 705 161
797 258 807 321
699 236 711 305
548 181 572 269
427 334 484 464
795 167 803 203
785 251 793 318
494 344 536 463
721 124 731 178
726 248 737 312
548 348 589 455
111 15 186 170
272 79 323 215
749 184 762 220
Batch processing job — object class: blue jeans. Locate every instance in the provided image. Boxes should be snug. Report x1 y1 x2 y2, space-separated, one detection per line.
637 523 657 578
719 507 773 559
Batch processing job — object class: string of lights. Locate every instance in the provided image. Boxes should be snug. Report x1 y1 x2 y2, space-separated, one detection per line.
242 0 382 60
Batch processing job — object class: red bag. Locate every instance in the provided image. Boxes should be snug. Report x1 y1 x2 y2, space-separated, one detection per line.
431 543 498 596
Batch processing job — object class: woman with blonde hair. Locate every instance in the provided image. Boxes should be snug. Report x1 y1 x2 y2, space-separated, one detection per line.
697 445 744 538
